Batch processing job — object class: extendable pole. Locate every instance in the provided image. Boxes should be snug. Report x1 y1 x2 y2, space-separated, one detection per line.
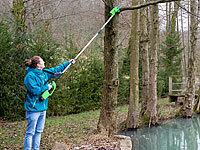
58 3 123 78
40 4 123 101
55 15 114 81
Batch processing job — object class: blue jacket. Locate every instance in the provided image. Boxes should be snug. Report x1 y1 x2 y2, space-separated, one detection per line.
24 61 70 112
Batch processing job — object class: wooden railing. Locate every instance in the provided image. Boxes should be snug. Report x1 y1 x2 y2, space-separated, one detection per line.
169 75 200 96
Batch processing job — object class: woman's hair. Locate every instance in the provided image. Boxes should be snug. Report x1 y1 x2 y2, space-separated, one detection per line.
25 56 41 68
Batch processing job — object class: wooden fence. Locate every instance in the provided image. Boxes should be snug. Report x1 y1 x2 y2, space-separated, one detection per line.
169 75 200 104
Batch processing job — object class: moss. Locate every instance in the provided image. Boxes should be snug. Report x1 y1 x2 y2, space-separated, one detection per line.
175 106 183 116
119 121 127 130
141 114 150 124
193 98 200 113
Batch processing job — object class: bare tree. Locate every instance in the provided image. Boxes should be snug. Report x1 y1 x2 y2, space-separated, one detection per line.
12 0 27 34
97 0 119 137
180 2 187 76
126 0 140 129
97 0 182 134
144 0 159 125
185 0 200 115
140 0 150 117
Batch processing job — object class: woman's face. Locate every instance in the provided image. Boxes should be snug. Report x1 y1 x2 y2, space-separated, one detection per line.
37 58 45 69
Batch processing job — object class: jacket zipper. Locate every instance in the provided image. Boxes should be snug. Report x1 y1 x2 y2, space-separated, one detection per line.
32 98 38 108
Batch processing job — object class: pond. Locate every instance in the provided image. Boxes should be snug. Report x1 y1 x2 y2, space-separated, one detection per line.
120 116 200 150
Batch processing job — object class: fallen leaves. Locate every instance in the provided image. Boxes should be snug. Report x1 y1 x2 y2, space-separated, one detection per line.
0 108 127 149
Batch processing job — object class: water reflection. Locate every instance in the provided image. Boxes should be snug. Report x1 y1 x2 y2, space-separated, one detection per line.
120 116 200 150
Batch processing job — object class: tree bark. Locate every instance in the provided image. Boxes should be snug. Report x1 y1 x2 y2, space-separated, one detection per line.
97 0 119 137
170 1 180 33
126 0 139 129
184 0 199 116
166 2 169 31
144 1 159 125
140 0 150 117
180 4 187 77
12 0 27 34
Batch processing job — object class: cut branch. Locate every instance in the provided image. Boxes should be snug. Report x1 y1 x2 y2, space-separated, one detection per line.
120 0 182 12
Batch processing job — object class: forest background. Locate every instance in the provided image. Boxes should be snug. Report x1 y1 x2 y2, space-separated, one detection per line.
0 0 200 122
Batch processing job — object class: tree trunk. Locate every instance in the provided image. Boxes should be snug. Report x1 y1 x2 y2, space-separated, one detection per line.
166 2 169 31
97 0 119 137
12 0 27 34
187 0 190 66
144 1 159 125
126 0 139 129
181 4 187 77
170 1 180 33
140 0 150 117
185 0 199 115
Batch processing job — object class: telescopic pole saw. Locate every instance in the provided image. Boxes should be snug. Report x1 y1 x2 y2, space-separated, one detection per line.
40 3 123 101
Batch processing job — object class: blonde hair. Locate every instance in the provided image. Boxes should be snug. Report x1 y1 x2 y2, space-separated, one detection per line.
24 56 41 68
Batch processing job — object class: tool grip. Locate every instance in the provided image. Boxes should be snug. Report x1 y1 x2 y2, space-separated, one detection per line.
40 81 56 101
49 81 56 95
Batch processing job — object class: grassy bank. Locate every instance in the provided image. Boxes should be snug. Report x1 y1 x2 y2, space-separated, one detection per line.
0 98 178 149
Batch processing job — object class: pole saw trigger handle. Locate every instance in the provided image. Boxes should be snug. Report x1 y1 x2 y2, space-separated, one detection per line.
39 81 57 101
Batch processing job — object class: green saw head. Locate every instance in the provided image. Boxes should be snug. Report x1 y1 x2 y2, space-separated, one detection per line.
110 4 123 17
110 7 120 17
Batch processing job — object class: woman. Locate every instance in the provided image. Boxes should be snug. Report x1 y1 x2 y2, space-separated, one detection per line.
24 56 75 150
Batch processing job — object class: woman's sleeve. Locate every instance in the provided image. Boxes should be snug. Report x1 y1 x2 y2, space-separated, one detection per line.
45 61 70 78
25 75 49 96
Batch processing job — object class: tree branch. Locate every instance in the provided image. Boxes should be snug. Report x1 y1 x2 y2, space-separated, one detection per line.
175 1 200 22
120 0 182 12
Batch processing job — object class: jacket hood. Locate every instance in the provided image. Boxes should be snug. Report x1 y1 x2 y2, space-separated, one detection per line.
26 67 43 75
26 67 31 73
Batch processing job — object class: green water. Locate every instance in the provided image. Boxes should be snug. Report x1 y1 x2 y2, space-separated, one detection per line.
120 116 200 150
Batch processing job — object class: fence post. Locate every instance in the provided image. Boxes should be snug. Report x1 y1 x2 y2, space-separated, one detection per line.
169 76 172 95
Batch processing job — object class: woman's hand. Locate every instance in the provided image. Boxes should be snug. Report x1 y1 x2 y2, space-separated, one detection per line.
69 59 76 64
48 84 53 90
